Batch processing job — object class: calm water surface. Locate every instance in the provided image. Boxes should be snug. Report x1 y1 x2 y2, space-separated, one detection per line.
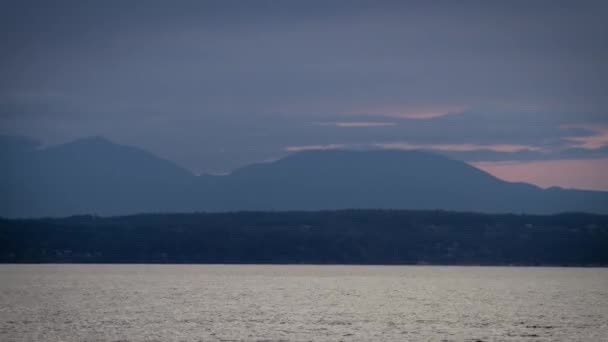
0 265 607 341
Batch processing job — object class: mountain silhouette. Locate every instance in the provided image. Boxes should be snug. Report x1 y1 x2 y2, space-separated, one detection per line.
1 136 197 217
1 137 607 217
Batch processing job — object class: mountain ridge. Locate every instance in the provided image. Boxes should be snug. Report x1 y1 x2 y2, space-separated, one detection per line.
1 136 607 217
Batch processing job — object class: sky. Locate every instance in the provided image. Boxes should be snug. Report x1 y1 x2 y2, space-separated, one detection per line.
1 0 608 190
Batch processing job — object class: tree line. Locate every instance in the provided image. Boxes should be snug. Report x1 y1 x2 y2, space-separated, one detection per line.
1 210 607 265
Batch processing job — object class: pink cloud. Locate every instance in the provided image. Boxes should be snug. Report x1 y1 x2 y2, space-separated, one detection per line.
563 125 608 149
473 158 608 191
316 121 396 127
375 142 542 153
285 144 345 152
341 105 467 119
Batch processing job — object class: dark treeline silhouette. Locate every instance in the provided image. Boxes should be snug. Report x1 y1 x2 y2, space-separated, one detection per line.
1 210 607 265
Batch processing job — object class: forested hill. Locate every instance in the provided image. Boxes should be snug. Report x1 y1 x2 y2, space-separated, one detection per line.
1 210 607 266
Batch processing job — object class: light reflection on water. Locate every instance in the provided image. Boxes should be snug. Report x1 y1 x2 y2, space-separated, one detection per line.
1 265 607 341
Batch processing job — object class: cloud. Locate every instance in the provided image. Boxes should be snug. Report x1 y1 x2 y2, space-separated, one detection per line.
285 144 346 152
424 146 608 162
3 1 607 116
1 1 607 177
473 158 608 191
315 121 397 127
563 125 608 149
283 141 608 164
372 142 542 153
4 105 608 173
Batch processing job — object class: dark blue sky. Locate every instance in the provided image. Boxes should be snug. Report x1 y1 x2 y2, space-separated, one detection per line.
1 1 607 189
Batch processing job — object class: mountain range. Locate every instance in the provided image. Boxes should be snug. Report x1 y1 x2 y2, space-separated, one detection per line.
1 136 607 217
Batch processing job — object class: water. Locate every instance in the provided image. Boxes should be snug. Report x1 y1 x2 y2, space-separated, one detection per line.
0 265 607 341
